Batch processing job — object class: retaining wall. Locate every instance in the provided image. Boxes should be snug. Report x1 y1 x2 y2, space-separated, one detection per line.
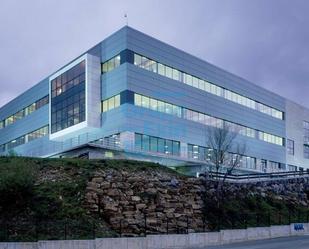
1 222 308 249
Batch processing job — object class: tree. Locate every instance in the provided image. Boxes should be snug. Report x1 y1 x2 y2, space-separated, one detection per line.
204 123 246 227
206 123 246 180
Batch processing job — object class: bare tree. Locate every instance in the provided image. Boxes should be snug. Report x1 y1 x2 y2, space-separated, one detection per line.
205 123 246 209
207 123 246 175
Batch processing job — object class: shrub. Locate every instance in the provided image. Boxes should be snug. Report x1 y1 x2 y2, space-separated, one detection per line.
0 160 37 215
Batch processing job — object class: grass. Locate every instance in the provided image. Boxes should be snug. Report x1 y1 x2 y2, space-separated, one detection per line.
0 156 182 241
0 156 308 240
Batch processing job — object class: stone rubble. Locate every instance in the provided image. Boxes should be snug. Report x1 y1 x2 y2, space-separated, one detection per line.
84 169 309 236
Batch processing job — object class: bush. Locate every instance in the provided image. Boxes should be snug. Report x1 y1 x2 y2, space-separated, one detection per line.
0 160 37 215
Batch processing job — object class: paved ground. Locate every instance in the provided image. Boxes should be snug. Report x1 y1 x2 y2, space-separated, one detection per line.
203 236 309 249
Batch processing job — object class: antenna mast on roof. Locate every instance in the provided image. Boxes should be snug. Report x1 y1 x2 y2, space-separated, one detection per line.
124 13 128 26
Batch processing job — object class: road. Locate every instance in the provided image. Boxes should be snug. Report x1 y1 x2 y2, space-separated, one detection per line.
202 236 309 249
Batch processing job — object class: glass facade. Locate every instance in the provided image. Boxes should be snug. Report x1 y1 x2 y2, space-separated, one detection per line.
35 95 49 109
134 93 182 118
51 61 86 133
132 93 283 146
188 143 256 169
1 125 48 152
27 126 49 142
188 144 209 161
102 55 121 73
133 53 284 120
0 95 49 129
102 95 120 112
258 131 283 146
135 133 180 156
7 136 25 150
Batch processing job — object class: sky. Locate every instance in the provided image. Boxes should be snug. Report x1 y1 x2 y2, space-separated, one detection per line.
0 0 309 108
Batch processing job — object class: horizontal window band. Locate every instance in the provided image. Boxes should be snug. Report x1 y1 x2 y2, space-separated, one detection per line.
0 125 49 152
101 49 284 120
0 95 49 130
101 90 284 147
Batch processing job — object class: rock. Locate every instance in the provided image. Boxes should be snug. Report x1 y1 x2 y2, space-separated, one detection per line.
132 196 141 202
92 177 104 183
84 167 309 237
136 203 146 210
104 203 118 212
107 189 120 196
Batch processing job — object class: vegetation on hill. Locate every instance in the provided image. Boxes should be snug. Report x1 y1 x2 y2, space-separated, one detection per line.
0 156 308 241
0 157 177 241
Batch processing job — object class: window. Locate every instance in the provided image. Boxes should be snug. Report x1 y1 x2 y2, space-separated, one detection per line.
132 52 284 120
135 133 180 156
134 94 142 106
288 165 297 171
172 69 180 81
165 139 173 154
7 136 25 150
165 66 172 79
142 135 150 151
304 145 309 159
269 161 280 171
192 77 199 88
304 121 309 145
134 54 157 73
0 95 49 129
240 156 256 169
5 116 14 126
102 94 121 113
27 126 49 142
134 93 182 119
258 131 283 146
158 138 165 154
135 133 142 150
172 141 180 155
51 61 86 133
158 63 165 76
150 136 158 152
141 96 150 108
26 103 36 115
188 144 207 161
102 55 121 73
261 159 267 170
0 126 48 153
150 98 158 111
13 110 24 122
132 92 284 147
35 96 49 109
287 139 294 155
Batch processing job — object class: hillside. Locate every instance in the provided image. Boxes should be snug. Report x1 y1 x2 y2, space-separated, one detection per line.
0 157 309 241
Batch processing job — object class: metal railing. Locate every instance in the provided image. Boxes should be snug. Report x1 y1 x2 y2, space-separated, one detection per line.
22 133 123 158
200 170 309 182
1 210 308 242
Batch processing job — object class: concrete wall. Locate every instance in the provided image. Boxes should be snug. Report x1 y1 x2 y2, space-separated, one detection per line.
1 222 308 249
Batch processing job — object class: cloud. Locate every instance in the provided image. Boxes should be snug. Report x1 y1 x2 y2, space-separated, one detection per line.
0 0 309 108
